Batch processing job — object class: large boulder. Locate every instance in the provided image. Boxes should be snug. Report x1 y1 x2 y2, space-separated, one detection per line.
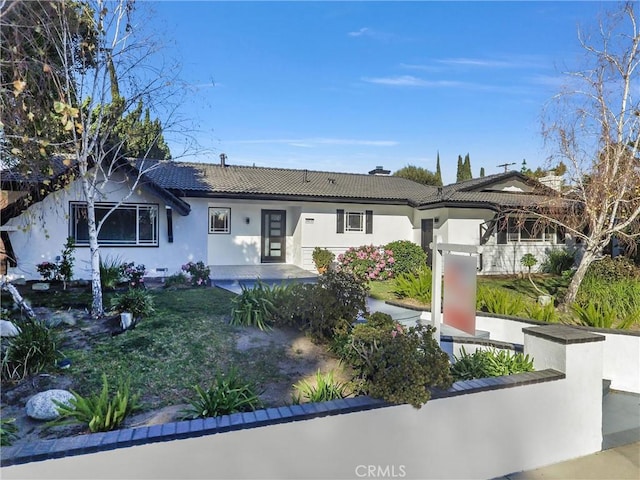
0 320 21 337
26 389 75 421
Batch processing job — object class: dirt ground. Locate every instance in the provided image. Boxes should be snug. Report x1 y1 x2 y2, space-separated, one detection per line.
1 307 347 449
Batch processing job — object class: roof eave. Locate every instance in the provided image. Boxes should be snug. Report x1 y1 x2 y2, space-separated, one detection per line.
170 190 414 206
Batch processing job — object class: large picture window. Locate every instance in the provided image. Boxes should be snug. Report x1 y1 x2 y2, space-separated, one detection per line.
70 203 159 246
209 207 231 234
498 218 556 244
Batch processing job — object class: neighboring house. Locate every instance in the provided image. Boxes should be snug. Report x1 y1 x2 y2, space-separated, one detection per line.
0 157 568 280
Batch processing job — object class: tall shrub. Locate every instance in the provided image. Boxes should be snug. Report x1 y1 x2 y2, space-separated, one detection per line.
341 312 452 408
384 240 427 276
541 248 575 275
271 271 369 342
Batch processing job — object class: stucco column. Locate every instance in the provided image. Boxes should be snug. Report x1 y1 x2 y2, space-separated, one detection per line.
524 324 605 456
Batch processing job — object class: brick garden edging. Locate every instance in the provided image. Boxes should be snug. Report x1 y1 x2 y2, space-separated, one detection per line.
0 369 564 467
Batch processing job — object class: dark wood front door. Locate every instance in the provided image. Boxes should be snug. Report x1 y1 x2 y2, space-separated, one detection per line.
261 210 286 263
421 218 434 268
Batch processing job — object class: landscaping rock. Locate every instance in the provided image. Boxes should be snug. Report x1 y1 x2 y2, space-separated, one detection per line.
26 390 75 421
0 319 21 337
32 282 50 291
10 278 27 286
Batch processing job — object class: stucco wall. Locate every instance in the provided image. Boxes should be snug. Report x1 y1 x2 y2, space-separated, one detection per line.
475 314 640 393
2 326 603 480
5 174 210 280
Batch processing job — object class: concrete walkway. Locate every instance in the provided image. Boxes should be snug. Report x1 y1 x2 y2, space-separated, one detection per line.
501 441 639 479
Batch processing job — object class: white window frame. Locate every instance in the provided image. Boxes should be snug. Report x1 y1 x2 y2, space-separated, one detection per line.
70 202 159 247
345 211 365 232
505 218 556 244
209 207 231 234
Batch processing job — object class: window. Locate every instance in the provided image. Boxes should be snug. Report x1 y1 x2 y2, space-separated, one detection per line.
209 207 230 234
70 203 158 246
346 211 364 232
337 209 373 234
498 218 556 244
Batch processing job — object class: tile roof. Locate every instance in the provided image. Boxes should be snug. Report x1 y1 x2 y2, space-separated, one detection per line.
139 160 437 204
2 157 552 212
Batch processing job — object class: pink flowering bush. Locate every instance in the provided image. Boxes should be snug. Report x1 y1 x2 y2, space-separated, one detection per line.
121 262 146 289
336 245 395 281
181 261 211 287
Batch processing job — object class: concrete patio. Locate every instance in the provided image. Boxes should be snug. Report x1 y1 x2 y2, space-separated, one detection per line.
209 264 317 282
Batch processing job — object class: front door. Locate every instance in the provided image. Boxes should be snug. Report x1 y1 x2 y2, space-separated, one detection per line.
261 210 286 263
421 219 434 268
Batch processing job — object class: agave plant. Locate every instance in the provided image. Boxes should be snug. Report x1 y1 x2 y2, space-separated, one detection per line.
181 369 262 419
52 374 140 433
291 370 350 404
230 281 275 331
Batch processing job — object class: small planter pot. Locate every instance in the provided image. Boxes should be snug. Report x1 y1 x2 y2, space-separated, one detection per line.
120 312 133 330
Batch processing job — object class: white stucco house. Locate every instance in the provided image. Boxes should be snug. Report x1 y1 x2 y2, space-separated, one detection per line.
0 157 568 281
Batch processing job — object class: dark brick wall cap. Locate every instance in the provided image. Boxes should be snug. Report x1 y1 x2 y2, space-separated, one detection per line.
523 325 605 344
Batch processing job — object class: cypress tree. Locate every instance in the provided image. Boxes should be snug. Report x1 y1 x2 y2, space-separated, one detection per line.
456 155 464 182
463 153 473 180
435 152 443 186
480 167 485 178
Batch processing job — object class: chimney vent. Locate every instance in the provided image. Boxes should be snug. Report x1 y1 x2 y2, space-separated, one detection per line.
368 166 391 175
219 153 227 167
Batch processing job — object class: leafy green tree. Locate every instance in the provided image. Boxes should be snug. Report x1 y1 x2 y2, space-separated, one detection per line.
0 0 97 171
393 165 441 186
113 100 171 159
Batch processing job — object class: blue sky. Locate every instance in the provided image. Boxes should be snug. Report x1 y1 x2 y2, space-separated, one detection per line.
145 1 610 185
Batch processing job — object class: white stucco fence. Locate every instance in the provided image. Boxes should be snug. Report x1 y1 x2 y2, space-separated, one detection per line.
473 314 640 394
3 325 604 480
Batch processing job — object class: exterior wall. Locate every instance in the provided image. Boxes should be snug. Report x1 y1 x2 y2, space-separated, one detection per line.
2 325 603 480
480 243 558 274
476 314 640 393
4 176 208 280
298 203 414 270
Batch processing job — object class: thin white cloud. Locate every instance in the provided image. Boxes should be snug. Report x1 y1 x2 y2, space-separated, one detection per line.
436 56 547 69
400 63 442 73
232 138 399 147
347 27 394 41
362 75 464 88
362 75 536 95
348 27 371 37
438 58 515 68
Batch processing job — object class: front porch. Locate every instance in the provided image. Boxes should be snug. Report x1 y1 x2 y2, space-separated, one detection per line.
209 264 318 282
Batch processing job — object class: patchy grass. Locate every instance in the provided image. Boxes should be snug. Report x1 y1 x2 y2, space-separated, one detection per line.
6 287 306 412
63 288 242 409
